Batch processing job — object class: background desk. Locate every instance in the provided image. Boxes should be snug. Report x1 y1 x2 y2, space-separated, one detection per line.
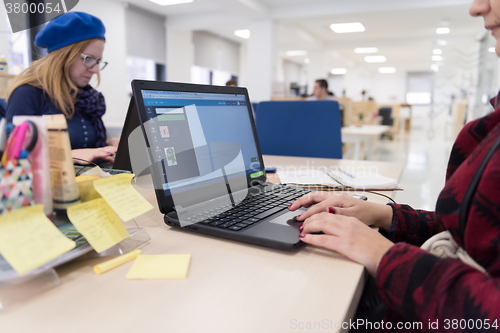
342 125 389 160
1 156 403 333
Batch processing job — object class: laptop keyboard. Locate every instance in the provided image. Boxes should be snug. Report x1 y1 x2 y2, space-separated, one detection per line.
188 185 310 231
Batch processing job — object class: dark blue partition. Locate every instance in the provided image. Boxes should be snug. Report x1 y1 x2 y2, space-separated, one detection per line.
0 98 6 118
255 101 342 159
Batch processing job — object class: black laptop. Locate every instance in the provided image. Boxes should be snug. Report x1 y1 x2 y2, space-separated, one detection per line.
129 80 310 250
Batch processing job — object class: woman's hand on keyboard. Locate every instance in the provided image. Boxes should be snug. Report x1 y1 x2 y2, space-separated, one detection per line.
298 212 394 277
72 146 117 165
288 191 393 232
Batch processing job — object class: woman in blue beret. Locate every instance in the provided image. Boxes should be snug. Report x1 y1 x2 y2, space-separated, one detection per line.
6 11 117 165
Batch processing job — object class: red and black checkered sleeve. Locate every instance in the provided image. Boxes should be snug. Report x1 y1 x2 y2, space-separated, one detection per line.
387 204 445 247
376 243 500 327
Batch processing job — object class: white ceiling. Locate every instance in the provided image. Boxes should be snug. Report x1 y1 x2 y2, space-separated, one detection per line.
124 0 488 72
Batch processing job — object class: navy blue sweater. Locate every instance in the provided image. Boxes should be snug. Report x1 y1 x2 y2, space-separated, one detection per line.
6 85 98 149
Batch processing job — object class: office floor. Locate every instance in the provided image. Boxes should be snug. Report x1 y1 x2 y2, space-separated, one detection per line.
371 106 456 211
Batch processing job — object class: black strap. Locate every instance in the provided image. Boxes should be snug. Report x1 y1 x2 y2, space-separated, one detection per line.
459 134 500 233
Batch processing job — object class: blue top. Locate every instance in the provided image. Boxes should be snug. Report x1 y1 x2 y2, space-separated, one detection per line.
6 85 98 149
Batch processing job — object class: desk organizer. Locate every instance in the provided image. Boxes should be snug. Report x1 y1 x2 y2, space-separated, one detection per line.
0 215 150 310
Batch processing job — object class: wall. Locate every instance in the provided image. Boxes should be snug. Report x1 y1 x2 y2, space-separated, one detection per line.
192 31 240 75
343 69 406 104
283 59 302 96
74 0 129 128
0 6 10 68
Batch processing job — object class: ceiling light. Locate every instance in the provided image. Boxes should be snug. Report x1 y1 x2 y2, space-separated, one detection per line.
432 55 443 61
436 27 450 34
433 49 442 55
286 50 307 56
331 68 347 75
489 47 496 53
431 64 439 72
364 55 387 63
378 67 396 73
304 58 310 64
354 47 378 54
234 29 250 39
149 0 193 5
330 22 365 33
437 40 448 46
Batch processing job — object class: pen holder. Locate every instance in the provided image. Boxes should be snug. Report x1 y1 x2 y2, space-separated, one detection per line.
0 159 35 215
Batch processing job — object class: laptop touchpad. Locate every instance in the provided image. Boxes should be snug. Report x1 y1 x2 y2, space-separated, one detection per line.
268 210 305 228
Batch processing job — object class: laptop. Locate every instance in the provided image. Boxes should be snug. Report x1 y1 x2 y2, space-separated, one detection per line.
129 80 310 250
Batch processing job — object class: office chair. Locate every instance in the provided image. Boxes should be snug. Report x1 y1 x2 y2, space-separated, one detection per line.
254 101 342 159
378 107 394 140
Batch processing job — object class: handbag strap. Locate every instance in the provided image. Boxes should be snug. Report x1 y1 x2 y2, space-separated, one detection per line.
459 133 500 233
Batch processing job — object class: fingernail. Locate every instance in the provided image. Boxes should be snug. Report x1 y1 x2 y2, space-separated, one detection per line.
299 233 306 238
299 225 303 232
294 214 301 220
288 204 292 209
328 207 336 214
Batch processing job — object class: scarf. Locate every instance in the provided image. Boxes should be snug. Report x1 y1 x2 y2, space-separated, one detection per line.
74 85 107 147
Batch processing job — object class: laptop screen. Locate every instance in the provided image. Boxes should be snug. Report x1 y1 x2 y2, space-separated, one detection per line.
137 89 263 196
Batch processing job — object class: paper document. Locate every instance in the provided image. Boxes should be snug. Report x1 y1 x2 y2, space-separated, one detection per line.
67 198 130 253
0 205 76 275
126 254 191 279
94 173 154 222
277 169 341 187
326 169 398 189
278 168 398 189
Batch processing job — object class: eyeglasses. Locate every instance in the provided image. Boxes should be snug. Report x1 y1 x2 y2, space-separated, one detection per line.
80 53 108 71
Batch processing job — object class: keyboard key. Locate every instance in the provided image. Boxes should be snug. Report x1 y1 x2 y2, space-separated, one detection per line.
229 226 242 231
254 206 287 220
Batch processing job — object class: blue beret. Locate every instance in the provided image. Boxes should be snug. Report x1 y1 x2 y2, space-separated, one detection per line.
35 12 106 53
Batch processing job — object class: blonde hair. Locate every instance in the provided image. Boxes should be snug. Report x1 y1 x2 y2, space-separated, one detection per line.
6 38 102 118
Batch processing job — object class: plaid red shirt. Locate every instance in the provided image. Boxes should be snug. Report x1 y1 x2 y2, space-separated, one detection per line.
374 100 500 332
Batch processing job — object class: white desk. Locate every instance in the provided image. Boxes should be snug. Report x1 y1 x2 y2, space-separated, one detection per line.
341 125 389 160
0 156 403 333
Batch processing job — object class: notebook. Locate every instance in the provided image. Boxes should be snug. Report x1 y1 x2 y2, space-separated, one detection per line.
277 168 399 190
128 80 309 250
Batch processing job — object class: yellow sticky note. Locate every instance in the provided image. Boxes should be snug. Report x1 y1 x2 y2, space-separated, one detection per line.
126 254 191 279
0 205 76 276
93 173 153 222
67 198 129 253
76 175 101 202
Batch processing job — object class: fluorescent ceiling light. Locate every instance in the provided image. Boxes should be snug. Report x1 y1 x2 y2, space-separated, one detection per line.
489 47 496 53
433 49 442 55
378 67 396 73
354 47 378 54
234 29 250 39
432 55 443 61
304 58 310 64
331 68 347 75
436 27 450 34
286 50 307 56
330 22 365 33
149 0 193 5
437 40 447 46
364 55 387 63
431 64 439 72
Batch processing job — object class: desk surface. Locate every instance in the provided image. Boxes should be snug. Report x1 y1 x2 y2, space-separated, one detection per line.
341 125 389 136
1 156 403 333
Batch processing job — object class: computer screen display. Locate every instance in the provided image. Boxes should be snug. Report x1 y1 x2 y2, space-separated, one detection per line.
138 89 262 195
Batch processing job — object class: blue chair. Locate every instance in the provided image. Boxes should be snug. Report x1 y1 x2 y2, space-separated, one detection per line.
0 98 6 118
255 100 342 159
